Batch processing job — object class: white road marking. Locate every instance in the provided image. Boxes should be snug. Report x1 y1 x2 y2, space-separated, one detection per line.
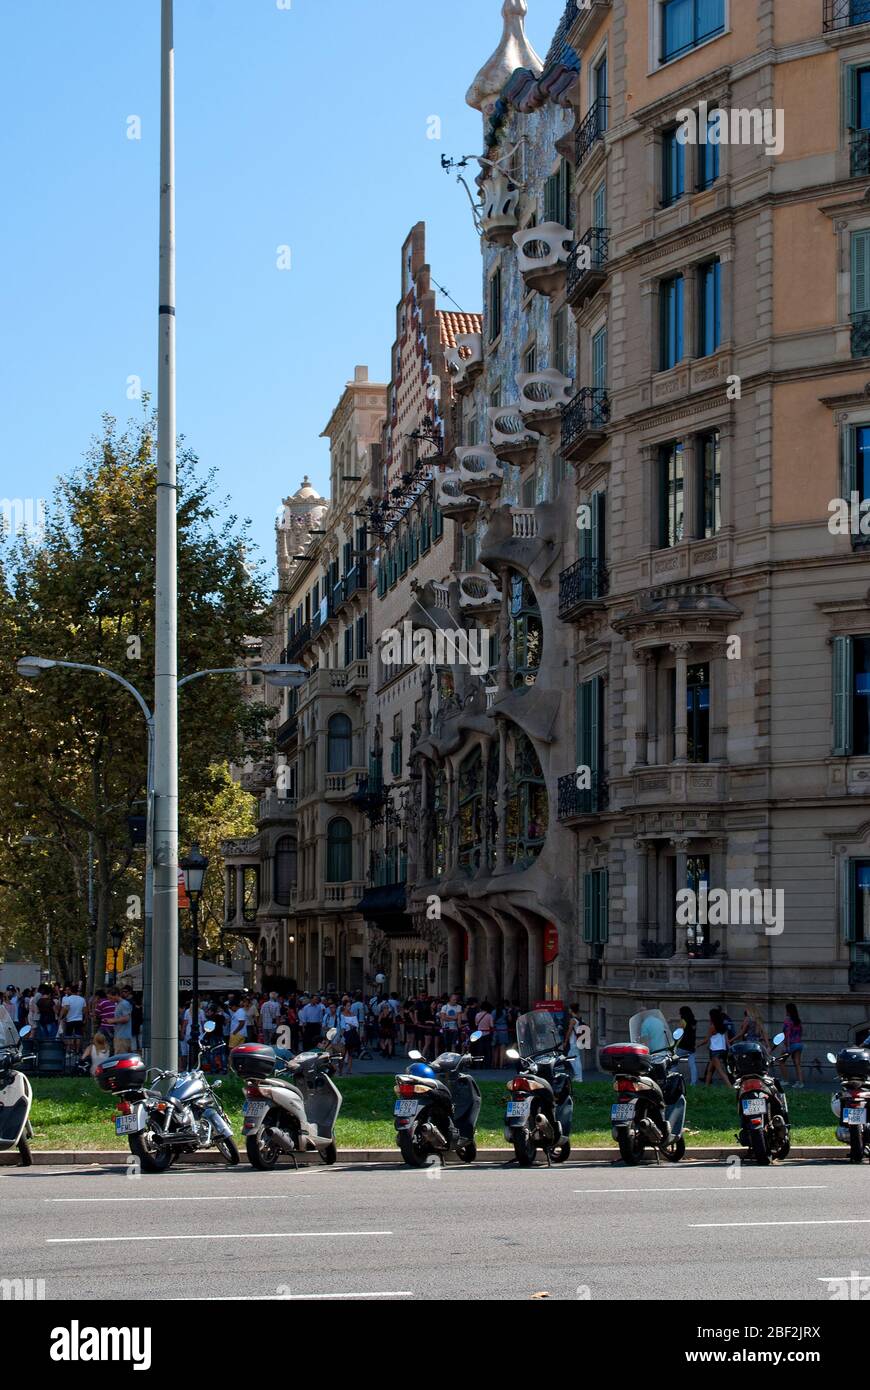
192 1291 415 1301
47 1229 393 1245
690 1219 870 1229
45 1194 307 1204
574 1185 828 1194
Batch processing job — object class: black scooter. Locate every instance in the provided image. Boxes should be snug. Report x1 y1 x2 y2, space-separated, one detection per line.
394 1032 484 1166
827 1045 870 1163
732 1032 791 1165
504 1010 573 1166
601 1011 688 1165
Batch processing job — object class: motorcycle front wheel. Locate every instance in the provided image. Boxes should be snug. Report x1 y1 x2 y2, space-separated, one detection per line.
18 1137 33 1167
617 1128 645 1165
129 1131 173 1174
849 1127 865 1164
216 1137 240 1166
748 1127 771 1165
398 1129 431 1168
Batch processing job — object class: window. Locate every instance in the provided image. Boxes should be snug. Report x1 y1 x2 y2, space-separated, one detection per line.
852 231 870 357
662 127 685 206
327 713 352 773
458 748 484 872
660 275 684 369
242 866 259 923
544 158 572 227
326 818 353 882
592 326 607 390
593 181 607 231
509 572 542 687
421 509 432 552
583 869 609 943
844 859 870 950
658 441 685 547
433 502 444 539
524 341 537 375
355 612 367 660
433 767 447 877
575 674 605 812
685 663 710 762
463 529 478 571
697 430 721 537
698 260 722 357
505 729 547 867
273 835 297 907
593 55 608 131
579 490 607 595
833 634 870 755
391 715 403 778
698 108 721 188
552 307 568 377
661 0 725 64
376 559 387 598
488 267 502 342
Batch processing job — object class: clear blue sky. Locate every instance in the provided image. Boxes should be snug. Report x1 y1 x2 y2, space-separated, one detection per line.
0 0 566 575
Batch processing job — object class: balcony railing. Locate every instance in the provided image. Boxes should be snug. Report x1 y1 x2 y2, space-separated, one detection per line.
561 387 610 457
852 311 870 359
557 771 608 819
566 227 609 303
824 0 870 31
576 97 608 164
851 128 870 177
558 557 609 617
283 623 311 663
274 714 299 748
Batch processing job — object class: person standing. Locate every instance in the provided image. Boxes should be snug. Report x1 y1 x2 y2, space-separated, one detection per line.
439 993 461 1052
675 1006 698 1085
260 991 280 1045
562 1003 586 1082
705 1008 731 1086
492 1001 511 1069
244 994 260 1042
337 998 360 1075
60 983 87 1059
474 1000 494 1067
781 1002 804 1089
111 987 134 1056
378 997 396 1058
228 997 248 1050
35 985 57 1041
299 994 324 1051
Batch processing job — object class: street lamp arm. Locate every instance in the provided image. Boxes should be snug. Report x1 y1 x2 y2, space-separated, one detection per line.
19 658 154 728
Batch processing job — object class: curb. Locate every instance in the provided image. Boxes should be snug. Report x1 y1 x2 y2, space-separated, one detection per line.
0 1145 848 1167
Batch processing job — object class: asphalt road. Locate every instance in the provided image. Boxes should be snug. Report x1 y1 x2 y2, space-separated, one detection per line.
2 1156 869 1301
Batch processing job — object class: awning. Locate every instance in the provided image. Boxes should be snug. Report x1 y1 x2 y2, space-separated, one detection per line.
119 956 246 992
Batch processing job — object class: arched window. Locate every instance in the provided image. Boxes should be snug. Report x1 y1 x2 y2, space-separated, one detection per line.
509 571 542 687
505 728 548 867
327 713 353 772
326 817 353 882
273 835 297 907
458 748 484 872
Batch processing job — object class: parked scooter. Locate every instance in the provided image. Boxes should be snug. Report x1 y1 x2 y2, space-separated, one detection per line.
231 1031 343 1169
827 1045 870 1163
0 1023 35 1166
393 1033 484 1166
601 1010 687 1164
95 1021 239 1172
504 1010 573 1166
731 1032 791 1165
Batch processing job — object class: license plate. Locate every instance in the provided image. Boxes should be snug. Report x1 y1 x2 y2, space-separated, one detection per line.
611 1102 636 1122
844 1106 867 1125
506 1101 531 1118
394 1099 419 1117
742 1097 767 1115
115 1112 142 1136
242 1101 269 1127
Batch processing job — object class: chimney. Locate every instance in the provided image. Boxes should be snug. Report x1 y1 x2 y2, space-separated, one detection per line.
354 366 368 383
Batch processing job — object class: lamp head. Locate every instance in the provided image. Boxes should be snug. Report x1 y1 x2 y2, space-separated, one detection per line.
180 842 209 900
16 656 56 680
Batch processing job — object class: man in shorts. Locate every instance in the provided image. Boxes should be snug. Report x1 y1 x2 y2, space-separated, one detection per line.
60 984 87 1058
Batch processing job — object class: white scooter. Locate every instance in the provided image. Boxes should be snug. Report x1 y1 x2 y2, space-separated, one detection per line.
231 1031 343 1170
0 1023 35 1166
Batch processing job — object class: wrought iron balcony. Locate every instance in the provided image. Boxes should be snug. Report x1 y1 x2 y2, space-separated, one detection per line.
557 771 608 820
851 128 870 177
561 387 610 462
575 97 608 165
274 714 299 749
566 227 609 306
283 623 311 663
335 563 367 610
824 0 870 31
852 310 870 359
558 556 609 619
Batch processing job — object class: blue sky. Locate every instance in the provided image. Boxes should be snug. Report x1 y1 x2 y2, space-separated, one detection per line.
0 0 566 574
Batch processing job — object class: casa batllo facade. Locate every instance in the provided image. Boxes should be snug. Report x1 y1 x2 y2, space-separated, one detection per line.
229 0 870 1055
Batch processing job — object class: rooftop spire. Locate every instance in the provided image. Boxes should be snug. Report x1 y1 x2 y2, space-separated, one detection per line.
466 0 544 115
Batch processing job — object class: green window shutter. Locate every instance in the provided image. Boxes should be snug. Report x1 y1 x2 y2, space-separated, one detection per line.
597 869 609 943
592 328 607 390
591 490 605 569
583 871 594 943
833 635 854 756
589 675 601 781
852 231 870 314
843 858 856 944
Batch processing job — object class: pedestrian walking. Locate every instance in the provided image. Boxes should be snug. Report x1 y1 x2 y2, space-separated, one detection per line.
781 1002 804 1088
260 991 281 1045
675 1006 698 1085
337 998 359 1075
704 1008 731 1086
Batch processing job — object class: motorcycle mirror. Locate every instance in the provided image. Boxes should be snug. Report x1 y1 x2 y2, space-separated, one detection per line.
407 1049 423 1061
325 1028 338 1041
772 1032 786 1047
827 1052 837 1064
203 1020 216 1034
18 1025 31 1039
673 1027 684 1042
469 1030 483 1042
506 1048 520 1061
212 1079 222 1088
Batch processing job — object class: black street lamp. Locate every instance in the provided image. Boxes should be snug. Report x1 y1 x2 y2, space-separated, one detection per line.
180 843 209 1068
110 924 124 987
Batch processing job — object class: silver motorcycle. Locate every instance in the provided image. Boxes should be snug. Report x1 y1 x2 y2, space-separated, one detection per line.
0 1023 35 1166
95 1021 239 1173
232 1031 343 1170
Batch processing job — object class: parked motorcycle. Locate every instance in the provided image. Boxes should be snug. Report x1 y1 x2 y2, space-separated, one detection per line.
731 1032 790 1165
231 1031 343 1169
0 1023 35 1166
95 1022 239 1172
393 1033 484 1167
504 1010 573 1166
827 1045 870 1163
601 1010 687 1165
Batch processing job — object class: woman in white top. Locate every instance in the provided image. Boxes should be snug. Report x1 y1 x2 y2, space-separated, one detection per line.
704 1008 731 1086
82 1031 111 1077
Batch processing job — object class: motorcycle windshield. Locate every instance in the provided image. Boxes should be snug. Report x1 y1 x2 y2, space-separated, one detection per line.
629 1010 673 1054
515 1011 561 1060
304 1076 341 1138
0 1005 19 1051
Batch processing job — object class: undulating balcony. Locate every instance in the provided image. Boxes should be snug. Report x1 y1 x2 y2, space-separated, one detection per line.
457 571 501 616
512 221 574 297
575 97 608 165
561 387 610 463
852 310 870 359
824 0 870 32
557 771 608 821
435 468 481 523
566 227 609 308
515 368 573 437
488 405 541 468
558 556 609 621
455 444 503 500
479 170 520 246
445 331 483 388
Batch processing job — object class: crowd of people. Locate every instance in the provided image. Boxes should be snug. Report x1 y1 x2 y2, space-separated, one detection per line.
672 1002 807 1087
0 982 138 1073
